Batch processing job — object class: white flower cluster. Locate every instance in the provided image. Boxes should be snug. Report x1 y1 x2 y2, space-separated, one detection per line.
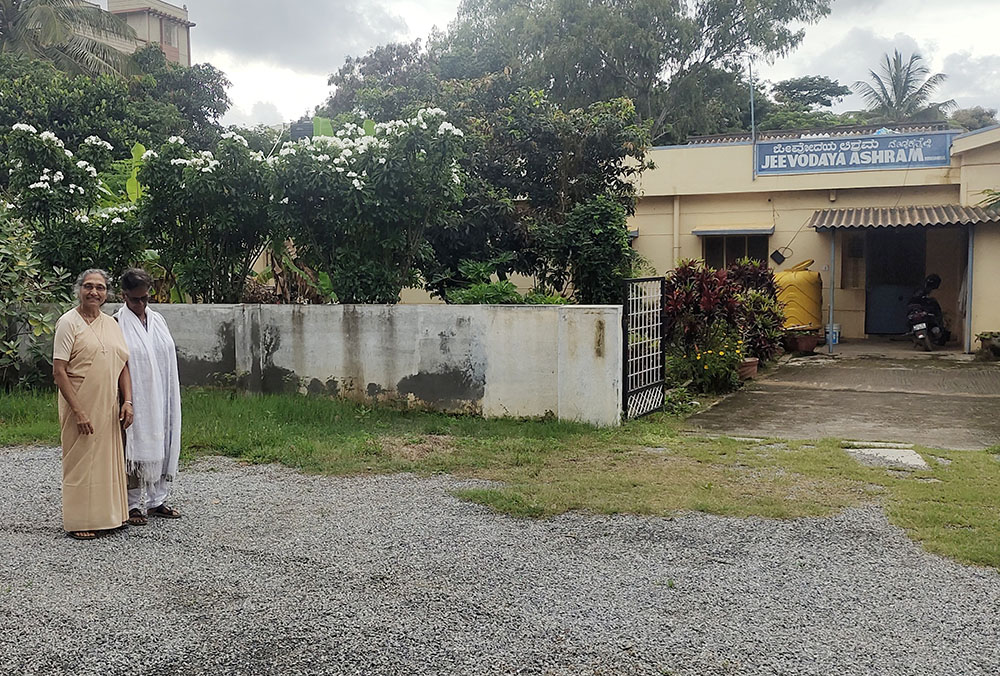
39 131 65 148
167 136 186 145
220 131 249 147
142 149 159 161
12 123 38 134
409 107 448 131
76 214 91 223
169 155 220 173
68 184 86 195
83 135 113 151
76 160 98 178
64 149 74 158
437 121 464 137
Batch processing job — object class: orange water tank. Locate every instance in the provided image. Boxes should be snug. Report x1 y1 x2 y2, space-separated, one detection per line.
775 260 823 330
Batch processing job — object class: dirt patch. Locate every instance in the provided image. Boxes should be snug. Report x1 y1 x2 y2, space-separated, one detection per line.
380 435 457 461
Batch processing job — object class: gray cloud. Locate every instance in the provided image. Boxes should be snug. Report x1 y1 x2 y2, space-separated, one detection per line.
224 101 287 127
189 0 409 75
796 28 928 111
940 52 1000 111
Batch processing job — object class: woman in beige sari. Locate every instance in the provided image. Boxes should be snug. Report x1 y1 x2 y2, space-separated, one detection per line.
52 269 134 540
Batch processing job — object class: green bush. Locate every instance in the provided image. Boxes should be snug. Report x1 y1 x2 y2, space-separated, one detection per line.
737 288 785 363
447 280 523 304
667 321 743 394
0 212 72 390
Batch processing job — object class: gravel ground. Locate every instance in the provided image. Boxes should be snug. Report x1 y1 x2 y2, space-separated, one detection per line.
2 445 999 676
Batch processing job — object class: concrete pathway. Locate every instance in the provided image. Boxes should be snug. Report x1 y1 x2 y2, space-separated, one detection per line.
685 354 1000 450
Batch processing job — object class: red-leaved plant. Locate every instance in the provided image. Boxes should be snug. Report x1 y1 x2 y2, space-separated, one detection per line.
663 259 741 352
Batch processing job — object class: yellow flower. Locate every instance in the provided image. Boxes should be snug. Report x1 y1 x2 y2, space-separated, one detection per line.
696 355 701 360
707 350 713 354
719 351 725 356
704 365 708 370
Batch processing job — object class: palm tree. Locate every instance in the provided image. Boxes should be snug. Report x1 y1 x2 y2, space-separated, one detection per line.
0 0 137 76
853 50 956 123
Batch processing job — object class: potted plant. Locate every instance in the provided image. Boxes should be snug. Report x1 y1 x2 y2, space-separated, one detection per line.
977 331 1000 359
783 326 820 354
738 356 759 379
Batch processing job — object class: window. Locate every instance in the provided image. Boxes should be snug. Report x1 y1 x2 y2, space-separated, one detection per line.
162 21 177 47
841 232 865 289
702 235 769 269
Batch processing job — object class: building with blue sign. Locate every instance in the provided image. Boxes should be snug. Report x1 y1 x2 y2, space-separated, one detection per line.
629 122 1000 351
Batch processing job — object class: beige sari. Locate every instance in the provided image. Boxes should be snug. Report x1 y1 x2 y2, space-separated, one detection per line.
53 309 130 532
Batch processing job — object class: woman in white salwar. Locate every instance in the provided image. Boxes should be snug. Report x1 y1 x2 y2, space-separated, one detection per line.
115 269 183 526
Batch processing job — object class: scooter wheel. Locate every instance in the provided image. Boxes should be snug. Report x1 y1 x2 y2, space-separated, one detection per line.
921 334 933 352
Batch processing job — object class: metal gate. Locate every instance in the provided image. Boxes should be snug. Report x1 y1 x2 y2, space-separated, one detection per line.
622 277 666 419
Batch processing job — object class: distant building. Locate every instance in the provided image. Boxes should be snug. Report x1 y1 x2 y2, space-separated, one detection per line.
104 0 195 66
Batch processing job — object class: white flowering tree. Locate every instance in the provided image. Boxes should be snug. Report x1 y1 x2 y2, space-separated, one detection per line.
271 109 465 303
3 124 143 279
137 133 277 303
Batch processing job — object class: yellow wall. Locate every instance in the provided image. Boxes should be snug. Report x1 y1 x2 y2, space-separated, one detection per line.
630 133 1000 342
972 223 1000 339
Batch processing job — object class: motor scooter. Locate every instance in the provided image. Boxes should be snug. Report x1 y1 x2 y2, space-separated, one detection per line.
906 274 949 351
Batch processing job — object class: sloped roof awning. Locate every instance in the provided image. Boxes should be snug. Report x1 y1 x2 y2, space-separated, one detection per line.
810 205 1000 230
691 224 775 236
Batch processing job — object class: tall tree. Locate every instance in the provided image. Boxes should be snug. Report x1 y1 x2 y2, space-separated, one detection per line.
772 75 851 109
853 50 955 123
436 0 833 143
950 106 998 132
0 0 136 75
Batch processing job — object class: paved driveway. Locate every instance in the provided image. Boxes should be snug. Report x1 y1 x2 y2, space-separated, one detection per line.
686 354 1000 450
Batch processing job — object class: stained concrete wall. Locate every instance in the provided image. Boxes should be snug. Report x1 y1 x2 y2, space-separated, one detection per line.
111 304 623 426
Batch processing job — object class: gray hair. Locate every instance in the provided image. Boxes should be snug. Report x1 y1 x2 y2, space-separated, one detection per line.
120 267 154 291
73 269 112 297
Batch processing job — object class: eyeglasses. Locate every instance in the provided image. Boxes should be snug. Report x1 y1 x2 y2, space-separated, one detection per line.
125 294 150 304
81 283 107 292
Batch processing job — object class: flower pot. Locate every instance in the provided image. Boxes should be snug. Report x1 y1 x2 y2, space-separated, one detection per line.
738 357 759 380
980 337 1000 359
783 333 819 354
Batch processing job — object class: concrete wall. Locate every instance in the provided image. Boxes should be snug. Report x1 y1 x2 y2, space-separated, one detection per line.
113 304 623 427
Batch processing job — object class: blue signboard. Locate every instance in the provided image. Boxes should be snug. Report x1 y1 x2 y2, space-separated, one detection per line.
755 131 957 176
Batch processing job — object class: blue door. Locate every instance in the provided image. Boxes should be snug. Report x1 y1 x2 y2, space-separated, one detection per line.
865 228 926 334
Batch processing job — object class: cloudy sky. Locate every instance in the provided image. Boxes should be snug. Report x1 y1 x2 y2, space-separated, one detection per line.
127 0 1000 126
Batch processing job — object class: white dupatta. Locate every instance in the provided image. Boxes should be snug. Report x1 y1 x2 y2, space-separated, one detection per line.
116 306 182 483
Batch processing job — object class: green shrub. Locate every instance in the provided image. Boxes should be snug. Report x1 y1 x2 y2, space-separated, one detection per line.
0 212 72 390
447 280 523 304
737 288 785 363
667 321 743 394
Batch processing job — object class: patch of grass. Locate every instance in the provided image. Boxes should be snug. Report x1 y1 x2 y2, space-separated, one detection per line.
455 488 547 518
3 388 999 568
0 391 59 446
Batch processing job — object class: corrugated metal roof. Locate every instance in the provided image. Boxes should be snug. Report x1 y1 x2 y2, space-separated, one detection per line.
810 205 1000 230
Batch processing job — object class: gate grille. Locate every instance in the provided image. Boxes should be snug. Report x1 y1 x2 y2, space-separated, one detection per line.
623 277 666 419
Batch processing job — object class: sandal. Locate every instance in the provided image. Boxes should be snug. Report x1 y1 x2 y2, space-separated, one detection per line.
147 504 181 519
128 508 148 526
68 531 97 540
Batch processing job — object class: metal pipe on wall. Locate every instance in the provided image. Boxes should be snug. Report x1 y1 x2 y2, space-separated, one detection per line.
672 196 680 266
828 230 836 355
965 225 975 354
